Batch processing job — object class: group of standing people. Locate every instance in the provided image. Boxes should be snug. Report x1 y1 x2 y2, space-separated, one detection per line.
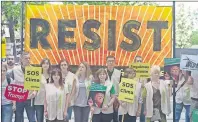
1 52 198 122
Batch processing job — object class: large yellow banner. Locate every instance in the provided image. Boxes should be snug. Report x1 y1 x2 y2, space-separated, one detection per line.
25 5 172 66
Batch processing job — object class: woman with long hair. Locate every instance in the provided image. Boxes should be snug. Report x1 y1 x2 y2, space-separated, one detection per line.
70 61 93 122
91 68 116 122
44 68 69 122
59 59 75 122
34 58 51 122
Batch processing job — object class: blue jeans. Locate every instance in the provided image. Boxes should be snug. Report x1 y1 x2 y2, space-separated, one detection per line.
35 105 44 122
15 99 36 122
175 102 190 122
140 103 145 122
1 104 13 122
66 106 73 120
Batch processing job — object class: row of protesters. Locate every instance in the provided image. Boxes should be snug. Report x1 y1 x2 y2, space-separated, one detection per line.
2 52 154 122
35 58 75 122
43 60 116 122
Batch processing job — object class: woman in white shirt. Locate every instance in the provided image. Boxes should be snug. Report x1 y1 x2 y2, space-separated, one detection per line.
59 59 75 122
44 68 69 122
118 68 142 122
34 58 51 122
90 68 116 122
70 61 93 122
143 65 171 122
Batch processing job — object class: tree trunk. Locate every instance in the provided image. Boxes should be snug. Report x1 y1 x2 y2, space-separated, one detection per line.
8 17 16 60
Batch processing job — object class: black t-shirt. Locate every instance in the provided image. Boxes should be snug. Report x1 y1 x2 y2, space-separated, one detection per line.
107 69 114 80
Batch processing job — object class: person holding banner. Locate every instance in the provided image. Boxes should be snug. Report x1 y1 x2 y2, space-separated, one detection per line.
106 56 121 122
175 70 193 122
170 65 180 87
143 65 171 122
1 64 15 122
90 68 116 122
70 61 93 122
44 68 69 122
34 58 51 122
118 68 142 122
59 59 76 122
11 52 37 122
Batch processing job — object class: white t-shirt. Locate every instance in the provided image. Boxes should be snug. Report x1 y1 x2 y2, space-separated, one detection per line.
45 83 68 120
176 76 191 105
64 71 76 93
191 71 198 99
34 75 47 105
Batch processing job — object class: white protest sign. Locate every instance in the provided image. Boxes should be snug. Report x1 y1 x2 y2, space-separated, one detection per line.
180 54 198 71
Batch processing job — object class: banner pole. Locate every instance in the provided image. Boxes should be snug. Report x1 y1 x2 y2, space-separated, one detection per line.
172 1 176 122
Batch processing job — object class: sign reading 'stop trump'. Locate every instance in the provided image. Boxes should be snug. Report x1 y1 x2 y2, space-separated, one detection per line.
25 5 172 66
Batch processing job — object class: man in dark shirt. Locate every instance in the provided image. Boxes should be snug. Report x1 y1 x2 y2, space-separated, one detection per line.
106 55 121 122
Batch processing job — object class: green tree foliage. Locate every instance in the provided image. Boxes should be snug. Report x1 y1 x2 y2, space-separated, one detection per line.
1 1 47 41
191 30 198 45
176 3 198 48
2 1 47 31
2 2 21 44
